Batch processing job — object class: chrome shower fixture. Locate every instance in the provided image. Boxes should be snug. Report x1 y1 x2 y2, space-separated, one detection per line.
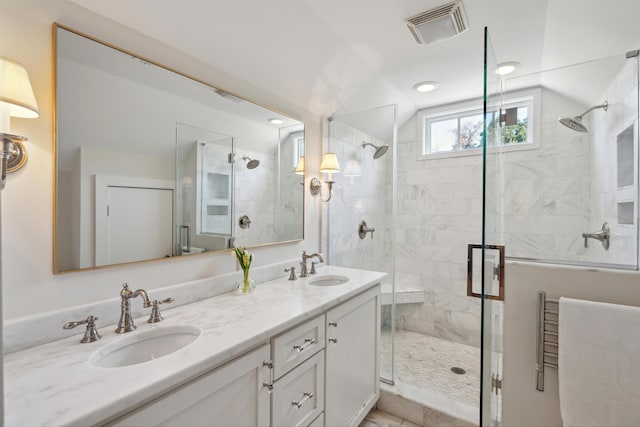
558 101 608 133
242 156 260 169
361 141 389 159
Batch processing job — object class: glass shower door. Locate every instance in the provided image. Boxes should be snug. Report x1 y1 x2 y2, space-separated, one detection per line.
481 27 505 426
325 105 397 384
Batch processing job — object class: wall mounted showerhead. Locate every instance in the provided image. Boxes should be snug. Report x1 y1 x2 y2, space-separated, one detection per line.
242 156 260 169
558 101 608 133
362 141 389 159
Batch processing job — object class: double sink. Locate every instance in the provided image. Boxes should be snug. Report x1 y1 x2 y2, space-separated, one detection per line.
88 274 349 369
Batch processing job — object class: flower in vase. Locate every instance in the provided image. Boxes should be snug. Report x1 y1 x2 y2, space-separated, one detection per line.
233 247 254 293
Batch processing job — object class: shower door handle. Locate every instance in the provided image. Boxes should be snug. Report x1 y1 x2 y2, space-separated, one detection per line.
466 243 505 301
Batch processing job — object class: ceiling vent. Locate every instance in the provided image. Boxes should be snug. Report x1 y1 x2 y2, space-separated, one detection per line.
406 1 468 45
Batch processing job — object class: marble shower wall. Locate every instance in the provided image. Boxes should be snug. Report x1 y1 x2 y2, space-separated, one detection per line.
235 148 277 247
395 88 594 347
326 119 391 276
589 58 639 266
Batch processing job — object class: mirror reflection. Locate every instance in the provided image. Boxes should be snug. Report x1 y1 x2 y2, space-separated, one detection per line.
55 26 304 273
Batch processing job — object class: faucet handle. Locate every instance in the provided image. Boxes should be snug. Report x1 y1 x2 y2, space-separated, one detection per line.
63 315 101 343
284 266 297 281
147 298 174 323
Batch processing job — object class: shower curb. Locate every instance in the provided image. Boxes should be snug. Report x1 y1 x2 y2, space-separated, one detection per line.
378 384 478 427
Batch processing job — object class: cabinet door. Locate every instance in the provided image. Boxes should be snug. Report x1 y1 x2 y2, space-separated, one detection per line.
111 344 271 427
325 286 380 427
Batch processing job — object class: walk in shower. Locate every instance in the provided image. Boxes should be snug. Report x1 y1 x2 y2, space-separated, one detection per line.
324 30 639 426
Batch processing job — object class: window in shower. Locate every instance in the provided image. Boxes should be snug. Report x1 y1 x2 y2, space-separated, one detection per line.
419 88 540 159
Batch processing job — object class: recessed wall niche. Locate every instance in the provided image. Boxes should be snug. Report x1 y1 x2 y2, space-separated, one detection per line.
617 125 634 188
617 201 634 225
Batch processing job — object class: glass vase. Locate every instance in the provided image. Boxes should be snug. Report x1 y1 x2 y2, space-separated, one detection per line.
236 270 256 295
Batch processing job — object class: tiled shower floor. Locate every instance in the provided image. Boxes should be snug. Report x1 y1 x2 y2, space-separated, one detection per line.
380 329 480 421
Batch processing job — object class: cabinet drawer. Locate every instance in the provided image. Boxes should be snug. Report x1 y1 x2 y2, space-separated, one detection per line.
272 350 324 427
308 412 324 427
272 315 325 379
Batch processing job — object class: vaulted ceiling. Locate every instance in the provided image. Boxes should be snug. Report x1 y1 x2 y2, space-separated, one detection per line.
69 0 640 126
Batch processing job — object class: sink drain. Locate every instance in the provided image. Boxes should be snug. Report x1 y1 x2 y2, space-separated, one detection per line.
451 366 466 375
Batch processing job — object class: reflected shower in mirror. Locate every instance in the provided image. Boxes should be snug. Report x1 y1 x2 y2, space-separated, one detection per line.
54 25 304 273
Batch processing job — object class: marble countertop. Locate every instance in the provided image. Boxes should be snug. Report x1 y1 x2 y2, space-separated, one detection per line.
5 266 385 427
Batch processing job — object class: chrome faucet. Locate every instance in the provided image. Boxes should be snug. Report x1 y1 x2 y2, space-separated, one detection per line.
300 251 324 277
116 283 152 333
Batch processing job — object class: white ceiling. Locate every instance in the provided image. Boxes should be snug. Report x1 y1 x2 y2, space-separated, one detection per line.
68 0 640 126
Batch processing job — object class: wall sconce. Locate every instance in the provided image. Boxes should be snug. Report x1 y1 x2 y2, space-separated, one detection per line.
294 155 305 175
310 152 340 202
0 57 39 190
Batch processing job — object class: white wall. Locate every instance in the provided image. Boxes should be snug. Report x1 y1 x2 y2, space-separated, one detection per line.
0 0 322 320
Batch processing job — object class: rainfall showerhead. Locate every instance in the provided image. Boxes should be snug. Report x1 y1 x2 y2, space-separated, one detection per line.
242 156 260 169
558 101 608 133
362 141 389 159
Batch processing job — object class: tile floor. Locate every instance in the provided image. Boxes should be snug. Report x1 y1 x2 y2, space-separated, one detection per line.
376 329 487 426
381 330 480 409
359 408 421 427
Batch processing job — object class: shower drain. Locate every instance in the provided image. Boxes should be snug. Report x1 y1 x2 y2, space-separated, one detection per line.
451 366 466 375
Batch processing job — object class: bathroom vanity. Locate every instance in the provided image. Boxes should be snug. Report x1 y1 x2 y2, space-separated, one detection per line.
4 266 383 427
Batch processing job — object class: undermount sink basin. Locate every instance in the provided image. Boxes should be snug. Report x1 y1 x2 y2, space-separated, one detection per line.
89 325 201 368
307 274 349 286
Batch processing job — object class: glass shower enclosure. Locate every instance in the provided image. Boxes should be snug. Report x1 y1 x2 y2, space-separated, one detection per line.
324 105 398 383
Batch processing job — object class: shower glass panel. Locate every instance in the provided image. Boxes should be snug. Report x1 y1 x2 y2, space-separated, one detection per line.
501 53 639 269
176 123 234 255
324 105 397 383
481 27 505 427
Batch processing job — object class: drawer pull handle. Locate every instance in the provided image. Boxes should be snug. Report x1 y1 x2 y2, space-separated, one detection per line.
263 381 274 394
293 338 316 352
292 391 314 409
263 360 273 369
328 337 338 345
328 321 338 327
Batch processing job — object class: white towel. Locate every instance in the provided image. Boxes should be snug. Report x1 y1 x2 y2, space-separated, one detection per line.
559 297 640 427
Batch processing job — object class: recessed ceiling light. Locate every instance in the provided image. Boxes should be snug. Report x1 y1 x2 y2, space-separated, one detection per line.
495 62 520 76
413 81 439 93
268 118 284 125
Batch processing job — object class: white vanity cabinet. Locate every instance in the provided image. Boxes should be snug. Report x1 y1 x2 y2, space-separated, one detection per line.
110 344 272 427
107 284 380 427
325 286 380 427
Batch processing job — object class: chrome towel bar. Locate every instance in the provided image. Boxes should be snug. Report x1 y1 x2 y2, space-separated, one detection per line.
536 291 559 391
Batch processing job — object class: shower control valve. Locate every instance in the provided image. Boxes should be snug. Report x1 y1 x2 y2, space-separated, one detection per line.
239 215 251 229
358 220 375 239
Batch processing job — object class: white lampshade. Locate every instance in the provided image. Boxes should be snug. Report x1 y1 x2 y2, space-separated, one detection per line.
320 152 340 174
343 159 362 177
0 57 39 119
295 156 305 175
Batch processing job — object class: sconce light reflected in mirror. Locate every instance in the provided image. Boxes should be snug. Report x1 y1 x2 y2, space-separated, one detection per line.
343 159 361 176
294 155 305 175
310 152 340 202
0 57 40 190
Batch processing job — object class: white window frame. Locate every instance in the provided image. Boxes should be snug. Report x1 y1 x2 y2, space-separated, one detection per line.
418 87 541 160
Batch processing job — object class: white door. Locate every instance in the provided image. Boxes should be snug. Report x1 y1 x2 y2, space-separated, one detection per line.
105 186 173 265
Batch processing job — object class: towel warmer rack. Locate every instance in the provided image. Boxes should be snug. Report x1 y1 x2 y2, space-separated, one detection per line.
536 290 559 391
